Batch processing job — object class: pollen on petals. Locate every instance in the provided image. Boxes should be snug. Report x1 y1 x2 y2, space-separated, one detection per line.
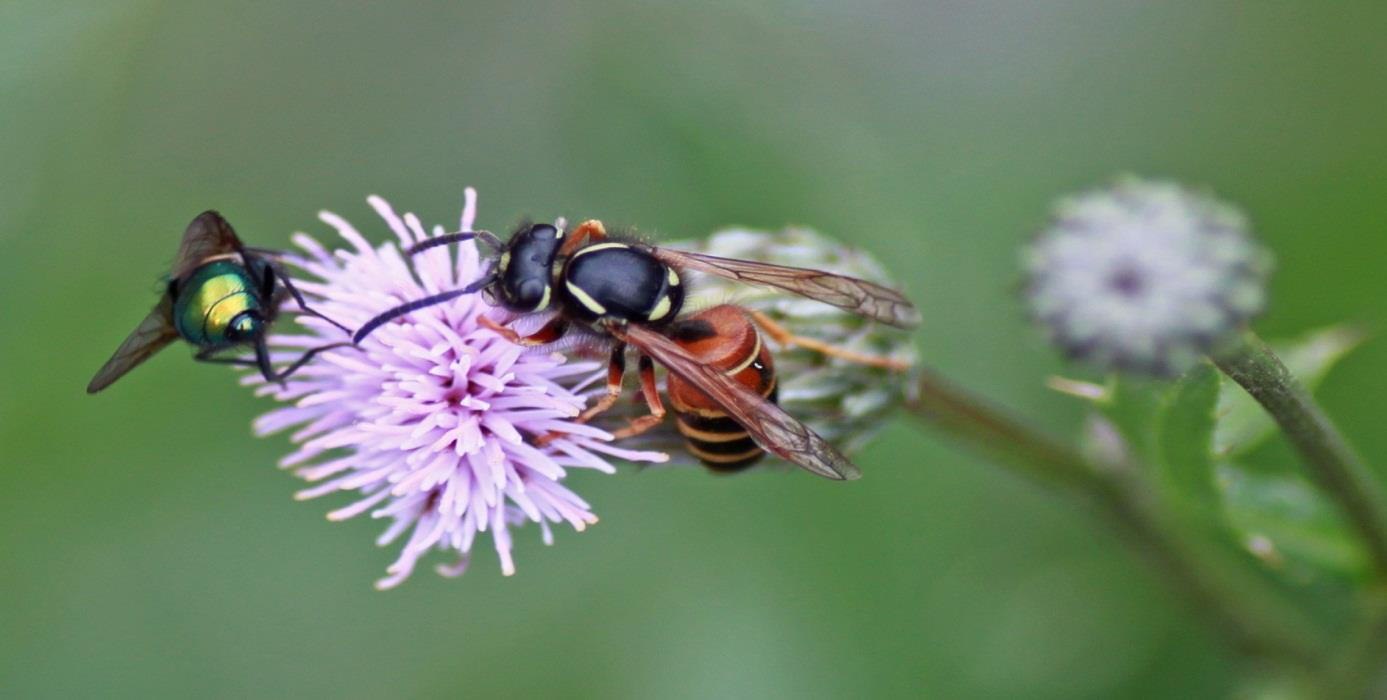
247 189 664 588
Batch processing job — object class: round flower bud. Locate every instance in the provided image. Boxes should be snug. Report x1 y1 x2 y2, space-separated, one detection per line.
1023 178 1272 377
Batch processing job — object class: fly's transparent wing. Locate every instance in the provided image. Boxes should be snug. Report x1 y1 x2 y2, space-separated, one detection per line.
170 210 242 281
87 295 179 393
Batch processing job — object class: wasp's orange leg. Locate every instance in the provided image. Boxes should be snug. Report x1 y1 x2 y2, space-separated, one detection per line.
479 315 569 346
611 354 666 440
576 342 626 423
556 219 608 257
535 342 627 447
748 310 911 371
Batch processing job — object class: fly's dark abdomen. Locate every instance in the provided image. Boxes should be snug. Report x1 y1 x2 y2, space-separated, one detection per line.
666 304 777 473
559 243 683 326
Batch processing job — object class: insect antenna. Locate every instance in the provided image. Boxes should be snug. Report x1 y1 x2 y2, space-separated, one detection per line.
352 273 497 343
273 341 357 382
407 230 502 256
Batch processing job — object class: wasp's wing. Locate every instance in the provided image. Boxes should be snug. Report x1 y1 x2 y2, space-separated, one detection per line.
622 324 861 480
649 247 920 328
86 295 179 394
170 211 242 281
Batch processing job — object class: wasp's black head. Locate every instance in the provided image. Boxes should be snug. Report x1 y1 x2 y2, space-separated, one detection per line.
490 223 563 312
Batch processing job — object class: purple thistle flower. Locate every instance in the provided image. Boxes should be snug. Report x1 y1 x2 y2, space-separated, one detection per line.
245 188 666 589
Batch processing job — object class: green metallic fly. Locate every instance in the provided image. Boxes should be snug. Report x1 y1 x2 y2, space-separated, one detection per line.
86 211 354 393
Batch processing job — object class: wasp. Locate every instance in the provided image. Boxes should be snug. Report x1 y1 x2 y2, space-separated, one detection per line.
87 211 354 394
604 301 910 473
353 219 918 480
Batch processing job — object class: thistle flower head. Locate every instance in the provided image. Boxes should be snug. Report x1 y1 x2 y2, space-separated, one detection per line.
247 189 664 589
1023 177 1272 377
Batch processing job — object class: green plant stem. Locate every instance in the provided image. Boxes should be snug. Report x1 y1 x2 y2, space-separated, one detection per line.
902 369 1329 666
1212 328 1387 577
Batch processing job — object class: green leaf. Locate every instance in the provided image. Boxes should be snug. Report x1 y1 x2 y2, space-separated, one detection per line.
1218 462 1370 581
1214 325 1368 459
1081 366 1221 509
1156 364 1221 509
1064 345 1374 585
1091 375 1163 460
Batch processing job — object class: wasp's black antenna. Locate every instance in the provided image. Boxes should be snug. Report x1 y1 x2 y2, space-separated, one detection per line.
408 230 502 256
352 273 497 343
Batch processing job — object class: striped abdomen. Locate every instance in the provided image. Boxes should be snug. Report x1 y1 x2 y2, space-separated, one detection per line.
172 260 265 347
666 304 777 472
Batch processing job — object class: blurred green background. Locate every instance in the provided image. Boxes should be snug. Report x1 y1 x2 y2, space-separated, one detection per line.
5 2 1387 698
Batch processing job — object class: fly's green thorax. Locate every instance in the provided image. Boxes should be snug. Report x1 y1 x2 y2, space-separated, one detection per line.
172 260 265 346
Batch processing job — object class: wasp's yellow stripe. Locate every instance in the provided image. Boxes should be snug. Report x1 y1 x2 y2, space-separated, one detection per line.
675 419 749 443
723 334 762 376
646 294 673 322
685 442 764 464
571 242 629 257
564 280 607 315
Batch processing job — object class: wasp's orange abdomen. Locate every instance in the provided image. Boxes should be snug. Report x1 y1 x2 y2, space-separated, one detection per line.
666 304 777 472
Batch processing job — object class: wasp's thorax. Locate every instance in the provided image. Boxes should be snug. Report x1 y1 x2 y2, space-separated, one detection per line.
488 222 686 331
558 242 684 327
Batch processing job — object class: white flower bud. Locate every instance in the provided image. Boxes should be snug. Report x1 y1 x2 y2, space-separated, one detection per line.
1024 178 1272 377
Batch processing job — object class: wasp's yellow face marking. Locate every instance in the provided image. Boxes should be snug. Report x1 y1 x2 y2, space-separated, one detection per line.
667 268 681 287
